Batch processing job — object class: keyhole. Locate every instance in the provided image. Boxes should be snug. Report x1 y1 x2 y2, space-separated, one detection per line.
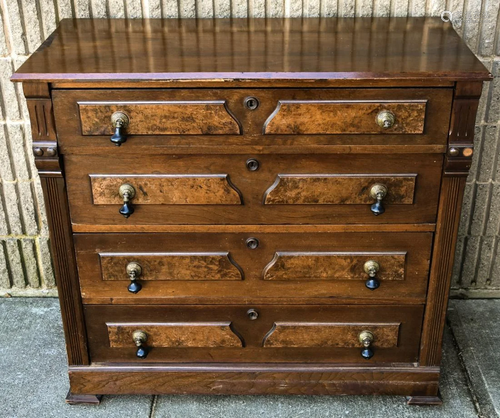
244 96 259 110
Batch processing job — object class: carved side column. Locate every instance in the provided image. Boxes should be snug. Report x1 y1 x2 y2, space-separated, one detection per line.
419 82 483 367
24 82 89 366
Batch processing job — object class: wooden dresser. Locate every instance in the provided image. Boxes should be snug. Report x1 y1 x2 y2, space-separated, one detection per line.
12 17 491 405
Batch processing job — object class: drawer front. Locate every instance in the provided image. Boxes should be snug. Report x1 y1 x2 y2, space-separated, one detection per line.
65 154 442 226
52 88 452 149
85 304 423 364
75 232 432 303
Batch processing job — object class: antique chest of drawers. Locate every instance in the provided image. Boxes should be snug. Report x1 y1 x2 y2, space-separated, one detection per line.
12 17 491 404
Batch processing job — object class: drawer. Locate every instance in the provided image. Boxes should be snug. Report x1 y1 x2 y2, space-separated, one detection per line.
52 88 452 150
65 154 442 226
75 232 432 304
85 304 423 364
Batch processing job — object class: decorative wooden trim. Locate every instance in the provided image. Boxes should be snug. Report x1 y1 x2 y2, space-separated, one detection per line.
24 82 89 366
262 322 400 348
262 252 406 281
99 252 244 281
419 176 465 365
107 322 245 348
263 174 416 205
444 81 483 176
41 176 89 365
68 364 440 396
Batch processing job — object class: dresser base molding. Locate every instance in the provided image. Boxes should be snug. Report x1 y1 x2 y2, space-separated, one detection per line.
65 392 102 405
68 364 439 397
406 392 443 406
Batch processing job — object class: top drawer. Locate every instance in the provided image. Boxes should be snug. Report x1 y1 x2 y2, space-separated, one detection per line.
52 88 453 150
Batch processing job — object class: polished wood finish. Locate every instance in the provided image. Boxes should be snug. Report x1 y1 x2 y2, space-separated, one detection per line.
262 322 399 348
75 232 432 304
68 364 440 396
100 252 243 282
264 100 426 135
52 88 452 151
65 154 442 226
14 18 490 402
107 322 244 348
91 174 243 205
24 83 89 366
406 393 443 405
263 174 415 205
84 304 423 363
79 101 241 135
12 18 490 83
263 252 405 281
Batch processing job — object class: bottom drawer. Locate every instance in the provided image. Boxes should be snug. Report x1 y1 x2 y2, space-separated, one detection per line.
85 304 423 364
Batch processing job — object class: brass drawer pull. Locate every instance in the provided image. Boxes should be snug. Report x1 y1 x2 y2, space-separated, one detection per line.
376 110 395 129
126 262 142 293
359 330 374 360
118 183 136 218
132 330 148 359
369 183 388 216
110 111 129 146
364 260 380 290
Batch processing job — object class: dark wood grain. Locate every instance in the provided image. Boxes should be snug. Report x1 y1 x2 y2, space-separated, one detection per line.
65 154 442 226
74 232 432 304
84 304 423 364
12 18 490 83
53 88 453 151
24 83 89 366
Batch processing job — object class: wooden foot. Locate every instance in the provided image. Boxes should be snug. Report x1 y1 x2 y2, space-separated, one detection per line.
406 391 442 406
66 391 102 405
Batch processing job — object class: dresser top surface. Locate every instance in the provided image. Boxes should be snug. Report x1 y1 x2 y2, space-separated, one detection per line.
13 17 490 83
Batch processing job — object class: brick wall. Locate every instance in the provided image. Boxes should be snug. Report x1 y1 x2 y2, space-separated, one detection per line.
0 0 498 297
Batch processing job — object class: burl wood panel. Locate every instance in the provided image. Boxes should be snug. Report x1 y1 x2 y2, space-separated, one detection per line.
84 304 423 364
90 175 242 205
100 252 243 281
79 101 241 135
66 154 442 226
264 175 416 205
75 232 433 304
262 322 400 348
263 252 405 281
52 89 453 151
264 101 426 135
107 322 243 348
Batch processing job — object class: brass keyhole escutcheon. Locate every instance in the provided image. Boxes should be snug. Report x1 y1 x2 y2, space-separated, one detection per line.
246 158 260 171
247 309 259 320
246 237 259 249
244 96 259 110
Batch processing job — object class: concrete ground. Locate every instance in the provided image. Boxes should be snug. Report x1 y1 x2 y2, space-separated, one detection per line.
0 299 498 418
